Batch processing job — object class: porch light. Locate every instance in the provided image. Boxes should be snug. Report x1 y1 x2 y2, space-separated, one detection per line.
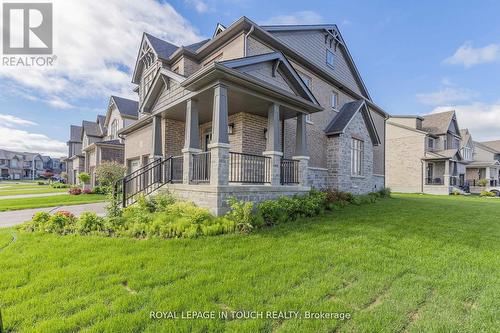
228 123 235 135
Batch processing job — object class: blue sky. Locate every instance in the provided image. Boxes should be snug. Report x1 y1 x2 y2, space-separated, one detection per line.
1 0 500 156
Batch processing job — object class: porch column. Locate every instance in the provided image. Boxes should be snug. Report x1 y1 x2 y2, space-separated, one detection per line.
182 99 201 184
444 160 450 187
208 84 230 186
292 113 309 187
263 103 282 186
151 115 163 160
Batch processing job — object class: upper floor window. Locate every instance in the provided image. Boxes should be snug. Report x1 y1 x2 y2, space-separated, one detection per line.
298 71 312 88
326 49 335 68
351 138 364 176
427 137 434 150
110 119 118 140
331 91 338 110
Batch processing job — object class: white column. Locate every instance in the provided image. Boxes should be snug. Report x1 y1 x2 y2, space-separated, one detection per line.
208 84 230 186
182 99 201 184
292 113 309 187
263 103 282 186
444 160 450 187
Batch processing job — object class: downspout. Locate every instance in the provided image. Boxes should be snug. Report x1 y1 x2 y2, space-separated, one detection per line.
243 25 255 57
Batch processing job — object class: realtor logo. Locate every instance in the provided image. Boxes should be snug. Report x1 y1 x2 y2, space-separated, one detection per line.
2 3 53 54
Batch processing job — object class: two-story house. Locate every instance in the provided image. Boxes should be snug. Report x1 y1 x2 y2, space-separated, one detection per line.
65 125 84 184
386 110 467 194
0 149 45 180
465 138 500 191
118 17 388 215
81 96 138 186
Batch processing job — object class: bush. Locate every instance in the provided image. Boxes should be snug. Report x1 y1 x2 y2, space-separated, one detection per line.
76 212 105 234
378 187 392 198
24 212 51 232
95 162 126 188
226 198 263 233
68 187 82 195
82 189 92 194
478 179 489 187
78 172 90 185
44 211 76 234
92 185 109 195
51 183 69 189
37 181 47 186
480 191 495 197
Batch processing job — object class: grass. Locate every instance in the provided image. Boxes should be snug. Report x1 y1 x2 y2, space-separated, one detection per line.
0 194 106 211
0 181 68 196
0 194 499 332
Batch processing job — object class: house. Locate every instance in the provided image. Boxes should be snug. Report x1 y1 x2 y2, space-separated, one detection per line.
0 149 45 179
65 125 85 184
386 110 467 194
465 139 500 193
118 17 388 215
81 96 138 186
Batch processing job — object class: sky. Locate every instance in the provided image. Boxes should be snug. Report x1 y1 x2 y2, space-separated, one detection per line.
1 0 499 157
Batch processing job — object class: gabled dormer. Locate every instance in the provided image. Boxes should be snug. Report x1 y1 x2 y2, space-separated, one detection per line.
104 96 139 141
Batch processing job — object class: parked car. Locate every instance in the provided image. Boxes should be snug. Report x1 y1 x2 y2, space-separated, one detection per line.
0 175 10 180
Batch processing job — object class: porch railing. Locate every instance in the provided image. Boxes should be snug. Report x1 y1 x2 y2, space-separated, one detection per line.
280 158 299 184
192 151 211 183
425 177 444 185
229 152 271 183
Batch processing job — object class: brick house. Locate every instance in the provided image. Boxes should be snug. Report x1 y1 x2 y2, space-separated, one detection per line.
117 17 388 215
79 96 138 186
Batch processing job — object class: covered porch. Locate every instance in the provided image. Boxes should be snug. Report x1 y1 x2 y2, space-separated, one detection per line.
422 158 465 195
466 161 500 194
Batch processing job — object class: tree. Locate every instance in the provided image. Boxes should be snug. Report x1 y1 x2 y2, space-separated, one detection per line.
78 172 90 185
95 162 126 188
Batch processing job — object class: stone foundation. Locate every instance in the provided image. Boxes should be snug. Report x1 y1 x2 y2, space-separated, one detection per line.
307 167 328 189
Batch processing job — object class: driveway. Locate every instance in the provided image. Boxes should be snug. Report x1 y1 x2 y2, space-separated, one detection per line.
0 202 107 228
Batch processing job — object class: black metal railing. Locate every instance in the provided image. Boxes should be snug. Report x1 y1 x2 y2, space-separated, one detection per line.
280 158 299 184
192 151 211 183
229 152 271 183
115 156 183 207
425 177 444 185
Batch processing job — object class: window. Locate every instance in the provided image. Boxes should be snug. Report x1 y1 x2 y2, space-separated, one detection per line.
298 71 312 88
110 119 118 140
351 138 364 176
306 114 313 124
427 137 434 150
326 49 335 68
331 91 338 110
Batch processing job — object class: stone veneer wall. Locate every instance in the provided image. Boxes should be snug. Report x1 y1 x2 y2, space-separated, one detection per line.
326 111 376 195
307 167 328 189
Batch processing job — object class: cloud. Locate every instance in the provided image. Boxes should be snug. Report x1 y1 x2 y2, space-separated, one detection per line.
416 86 477 106
0 114 37 127
431 103 500 141
444 41 500 68
0 126 67 157
185 0 210 13
261 11 324 25
0 0 203 106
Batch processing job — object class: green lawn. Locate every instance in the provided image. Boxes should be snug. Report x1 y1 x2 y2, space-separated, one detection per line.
0 194 498 332
0 181 68 196
0 194 106 211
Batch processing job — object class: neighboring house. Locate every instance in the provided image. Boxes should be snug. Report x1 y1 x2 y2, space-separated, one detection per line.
0 149 45 179
118 17 388 215
386 110 467 195
81 96 138 186
465 139 500 192
65 125 85 184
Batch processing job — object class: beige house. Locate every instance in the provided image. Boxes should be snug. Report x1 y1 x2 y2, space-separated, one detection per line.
465 139 500 193
65 125 84 184
118 17 388 215
386 111 467 195
81 96 138 186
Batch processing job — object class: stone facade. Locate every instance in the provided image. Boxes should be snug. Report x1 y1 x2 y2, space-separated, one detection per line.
307 167 328 189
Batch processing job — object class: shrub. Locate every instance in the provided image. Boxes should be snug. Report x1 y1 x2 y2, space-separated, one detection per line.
68 187 82 195
95 162 126 188
324 189 354 208
480 191 495 197
51 183 69 189
92 185 109 195
24 212 51 232
76 212 104 234
378 187 392 198
226 198 263 233
44 211 76 234
37 181 46 186
478 179 489 187
82 189 92 194
78 172 90 185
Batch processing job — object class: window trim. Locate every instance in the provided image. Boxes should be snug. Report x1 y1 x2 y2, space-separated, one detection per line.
326 49 335 69
331 91 338 110
351 137 364 177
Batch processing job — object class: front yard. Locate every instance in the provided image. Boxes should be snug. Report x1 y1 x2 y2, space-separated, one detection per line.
0 181 68 196
0 194 498 332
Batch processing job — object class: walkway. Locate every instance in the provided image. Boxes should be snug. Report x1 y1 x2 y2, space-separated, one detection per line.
0 202 107 228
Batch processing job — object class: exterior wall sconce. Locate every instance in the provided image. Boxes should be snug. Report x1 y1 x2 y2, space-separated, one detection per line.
228 123 235 135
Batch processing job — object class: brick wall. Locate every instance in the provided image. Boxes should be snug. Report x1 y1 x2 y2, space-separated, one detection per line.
164 118 185 156
101 146 125 164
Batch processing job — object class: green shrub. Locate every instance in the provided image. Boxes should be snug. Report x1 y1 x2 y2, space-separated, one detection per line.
92 185 109 195
51 183 69 189
44 211 76 234
480 191 495 197
37 181 46 186
78 172 90 185
95 162 126 188
378 187 392 198
478 179 489 187
76 212 105 234
24 211 51 231
226 198 263 233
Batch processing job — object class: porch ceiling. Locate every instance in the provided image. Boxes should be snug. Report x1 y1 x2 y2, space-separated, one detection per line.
158 87 303 123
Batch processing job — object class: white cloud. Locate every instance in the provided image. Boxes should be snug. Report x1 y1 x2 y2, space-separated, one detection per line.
261 11 324 25
431 103 500 141
416 86 477 106
185 0 210 13
0 0 203 106
0 114 37 127
0 126 67 157
444 41 500 68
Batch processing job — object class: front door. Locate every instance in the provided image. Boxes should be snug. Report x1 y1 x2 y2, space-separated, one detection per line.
203 132 212 152
427 163 434 184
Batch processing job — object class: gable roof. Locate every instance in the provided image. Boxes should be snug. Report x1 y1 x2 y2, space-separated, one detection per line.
110 96 139 119
220 52 320 106
459 129 472 149
424 148 463 161
144 33 179 60
185 39 211 53
141 68 187 112
324 100 381 145
480 140 500 153
421 111 456 135
69 125 82 142
82 118 105 138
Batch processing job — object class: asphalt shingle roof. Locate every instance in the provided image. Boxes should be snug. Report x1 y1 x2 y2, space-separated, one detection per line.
324 100 365 135
144 33 179 60
82 120 102 137
112 96 138 119
480 140 500 153
184 39 210 52
421 111 455 135
69 125 82 142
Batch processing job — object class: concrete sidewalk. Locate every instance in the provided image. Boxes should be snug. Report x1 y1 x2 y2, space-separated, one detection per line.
0 192 68 200
0 202 106 228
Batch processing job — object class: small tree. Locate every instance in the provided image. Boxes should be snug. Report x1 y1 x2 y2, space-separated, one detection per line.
95 162 127 190
78 172 91 186
478 178 488 187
